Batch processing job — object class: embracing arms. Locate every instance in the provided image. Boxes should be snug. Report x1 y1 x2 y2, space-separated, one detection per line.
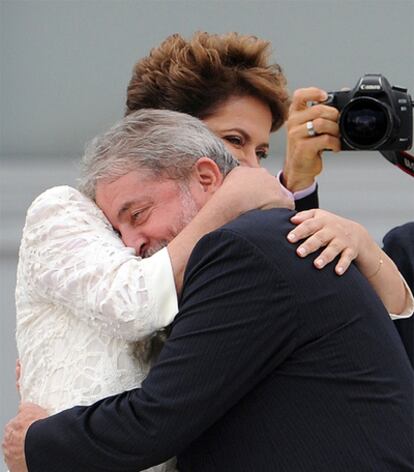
21 172 292 342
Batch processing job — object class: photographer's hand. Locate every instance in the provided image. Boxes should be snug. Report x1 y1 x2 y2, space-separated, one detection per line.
283 88 340 192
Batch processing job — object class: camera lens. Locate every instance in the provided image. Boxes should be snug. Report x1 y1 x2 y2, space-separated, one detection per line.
340 97 392 149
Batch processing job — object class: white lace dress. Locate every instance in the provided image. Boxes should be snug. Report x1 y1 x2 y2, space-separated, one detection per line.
15 186 178 472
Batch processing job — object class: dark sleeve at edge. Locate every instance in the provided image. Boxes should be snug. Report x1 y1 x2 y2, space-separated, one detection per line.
294 185 319 212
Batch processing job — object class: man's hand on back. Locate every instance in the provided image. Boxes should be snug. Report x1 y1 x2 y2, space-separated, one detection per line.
3 403 48 472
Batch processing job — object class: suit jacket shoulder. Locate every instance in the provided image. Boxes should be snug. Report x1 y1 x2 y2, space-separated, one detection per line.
186 208 298 280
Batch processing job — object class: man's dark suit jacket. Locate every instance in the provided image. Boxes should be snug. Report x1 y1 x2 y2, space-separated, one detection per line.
298 187 413 367
383 222 414 367
25 209 413 472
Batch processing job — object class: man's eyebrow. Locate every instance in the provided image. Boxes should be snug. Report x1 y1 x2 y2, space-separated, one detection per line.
222 127 269 148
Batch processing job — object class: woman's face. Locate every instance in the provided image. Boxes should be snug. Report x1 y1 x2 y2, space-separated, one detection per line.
202 95 273 168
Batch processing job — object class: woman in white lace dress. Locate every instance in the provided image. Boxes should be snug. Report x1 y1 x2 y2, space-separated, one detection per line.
14 33 412 472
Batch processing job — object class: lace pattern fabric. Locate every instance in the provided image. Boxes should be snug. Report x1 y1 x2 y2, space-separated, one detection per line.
16 186 178 472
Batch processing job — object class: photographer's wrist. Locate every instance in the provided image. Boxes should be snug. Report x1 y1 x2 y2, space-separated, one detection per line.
279 170 316 195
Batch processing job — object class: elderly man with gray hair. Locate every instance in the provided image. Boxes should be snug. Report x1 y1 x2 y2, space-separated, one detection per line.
4 109 413 472
79 108 241 259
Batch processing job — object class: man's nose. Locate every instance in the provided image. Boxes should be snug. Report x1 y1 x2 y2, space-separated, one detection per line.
121 230 148 257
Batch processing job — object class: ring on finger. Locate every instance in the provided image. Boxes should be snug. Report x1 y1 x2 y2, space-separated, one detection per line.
306 120 317 137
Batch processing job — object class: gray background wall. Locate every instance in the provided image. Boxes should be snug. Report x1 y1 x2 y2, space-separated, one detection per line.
0 0 413 466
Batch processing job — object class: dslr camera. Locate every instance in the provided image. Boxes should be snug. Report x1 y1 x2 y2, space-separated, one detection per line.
325 74 412 150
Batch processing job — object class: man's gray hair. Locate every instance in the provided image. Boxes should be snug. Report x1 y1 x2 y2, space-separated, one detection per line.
78 109 238 199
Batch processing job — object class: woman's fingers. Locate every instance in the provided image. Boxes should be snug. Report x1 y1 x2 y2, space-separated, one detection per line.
334 248 357 275
313 241 356 269
288 211 322 242
295 230 333 257
288 104 339 128
289 87 328 112
290 209 316 223
303 118 340 139
288 209 360 276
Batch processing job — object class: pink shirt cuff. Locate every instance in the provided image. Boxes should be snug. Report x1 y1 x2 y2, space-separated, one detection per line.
277 171 317 201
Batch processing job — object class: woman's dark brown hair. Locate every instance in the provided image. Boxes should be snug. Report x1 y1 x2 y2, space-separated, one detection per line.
126 32 289 131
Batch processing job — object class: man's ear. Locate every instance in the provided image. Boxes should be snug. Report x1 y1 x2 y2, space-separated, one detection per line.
192 157 224 194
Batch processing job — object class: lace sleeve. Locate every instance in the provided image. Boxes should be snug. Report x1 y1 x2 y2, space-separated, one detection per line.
19 186 178 341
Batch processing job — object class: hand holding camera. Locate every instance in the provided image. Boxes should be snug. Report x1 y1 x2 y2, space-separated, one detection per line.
284 75 413 191
325 74 412 151
284 87 341 192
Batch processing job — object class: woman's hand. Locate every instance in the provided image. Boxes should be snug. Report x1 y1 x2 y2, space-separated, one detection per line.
286 209 410 316
283 88 341 192
287 209 368 275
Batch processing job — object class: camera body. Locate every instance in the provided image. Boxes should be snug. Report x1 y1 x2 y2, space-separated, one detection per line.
325 74 412 151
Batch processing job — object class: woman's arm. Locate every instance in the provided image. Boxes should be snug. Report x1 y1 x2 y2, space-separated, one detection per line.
287 209 413 317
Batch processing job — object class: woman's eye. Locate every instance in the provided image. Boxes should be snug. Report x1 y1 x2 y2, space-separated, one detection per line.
224 135 243 146
256 149 269 160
